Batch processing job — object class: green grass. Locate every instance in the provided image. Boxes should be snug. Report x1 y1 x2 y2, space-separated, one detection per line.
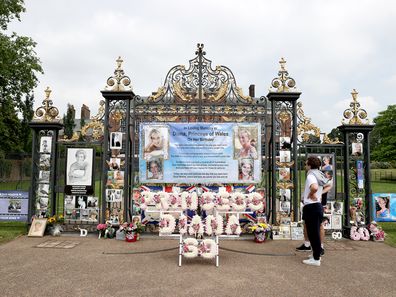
0 222 27 245
371 181 396 193
378 222 396 247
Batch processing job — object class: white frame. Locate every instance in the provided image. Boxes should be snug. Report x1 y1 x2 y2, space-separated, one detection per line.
66 148 94 186
110 132 123 149
39 136 52 153
28 218 47 237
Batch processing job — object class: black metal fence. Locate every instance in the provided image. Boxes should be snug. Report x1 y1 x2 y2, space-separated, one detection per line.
0 153 31 191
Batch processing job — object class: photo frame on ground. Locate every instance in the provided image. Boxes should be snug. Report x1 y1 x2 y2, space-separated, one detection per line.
28 218 47 237
331 215 342 229
291 226 304 240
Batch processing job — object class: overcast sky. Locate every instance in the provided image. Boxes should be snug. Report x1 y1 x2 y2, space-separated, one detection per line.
9 0 396 133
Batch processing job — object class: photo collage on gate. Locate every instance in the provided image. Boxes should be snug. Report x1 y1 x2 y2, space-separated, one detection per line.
277 136 292 215
64 195 99 222
309 153 342 230
105 130 126 225
36 136 52 217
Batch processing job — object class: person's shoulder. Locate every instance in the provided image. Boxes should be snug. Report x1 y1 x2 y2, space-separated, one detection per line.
306 173 317 183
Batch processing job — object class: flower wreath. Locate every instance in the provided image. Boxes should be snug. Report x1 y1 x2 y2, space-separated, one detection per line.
181 192 198 211
168 193 180 209
248 192 264 211
230 192 246 211
199 239 217 259
205 215 223 236
139 191 151 210
215 192 230 211
225 215 241 235
188 215 204 236
182 238 199 258
159 191 170 210
159 214 176 234
178 214 188 235
200 192 215 211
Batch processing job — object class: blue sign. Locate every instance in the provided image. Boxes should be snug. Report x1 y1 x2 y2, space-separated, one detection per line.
0 191 29 222
372 193 396 222
139 123 261 184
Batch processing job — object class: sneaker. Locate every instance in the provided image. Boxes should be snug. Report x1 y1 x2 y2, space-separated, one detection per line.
296 243 312 252
320 248 325 256
302 258 321 266
308 254 321 260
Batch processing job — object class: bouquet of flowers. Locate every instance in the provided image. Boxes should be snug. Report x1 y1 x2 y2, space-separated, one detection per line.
47 214 64 226
47 214 64 236
124 221 145 241
249 221 271 243
367 221 386 241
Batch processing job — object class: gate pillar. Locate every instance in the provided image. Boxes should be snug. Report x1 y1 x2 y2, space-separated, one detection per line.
101 57 135 223
267 58 301 223
29 87 63 220
338 90 374 229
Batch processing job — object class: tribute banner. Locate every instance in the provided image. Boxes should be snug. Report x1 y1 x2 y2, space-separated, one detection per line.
0 191 29 222
139 122 261 184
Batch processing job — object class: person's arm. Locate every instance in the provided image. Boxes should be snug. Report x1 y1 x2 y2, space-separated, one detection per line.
322 183 332 195
308 183 319 201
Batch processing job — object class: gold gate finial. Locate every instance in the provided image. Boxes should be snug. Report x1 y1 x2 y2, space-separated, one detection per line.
342 89 369 125
33 87 60 122
270 57 296 92
105 56 132 91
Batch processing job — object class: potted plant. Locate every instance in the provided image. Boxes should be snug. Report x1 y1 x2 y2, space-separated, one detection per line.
47 214 64 236
249 220 271 243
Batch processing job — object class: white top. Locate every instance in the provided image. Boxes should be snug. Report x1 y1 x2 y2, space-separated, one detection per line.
303 171 323 205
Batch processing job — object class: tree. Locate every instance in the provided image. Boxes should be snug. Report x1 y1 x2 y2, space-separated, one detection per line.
327 127 344 142
370 105 396 162
0 0 43 155
63 104 76 139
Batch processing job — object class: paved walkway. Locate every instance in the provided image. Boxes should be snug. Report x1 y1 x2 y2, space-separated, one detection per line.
1 235 395 297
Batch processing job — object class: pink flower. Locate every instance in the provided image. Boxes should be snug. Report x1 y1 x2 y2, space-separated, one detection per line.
159 219 168 228
153 194 161 204
170 195 178 205
211 219 218 230
96 224 107 230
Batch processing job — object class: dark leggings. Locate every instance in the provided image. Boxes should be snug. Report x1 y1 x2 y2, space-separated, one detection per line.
303 203 323 260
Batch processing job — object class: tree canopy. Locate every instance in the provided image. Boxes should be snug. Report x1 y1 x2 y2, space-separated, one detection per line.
63 104 76 139
370 104 396 162
0 0 43 156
